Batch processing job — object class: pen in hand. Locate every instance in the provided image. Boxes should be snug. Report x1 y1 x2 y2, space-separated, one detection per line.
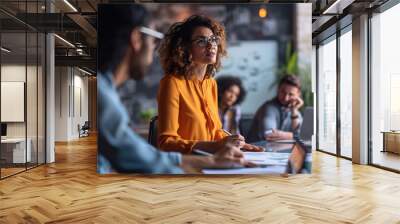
222 129 244 147
222 129 232 136
221 129 264 152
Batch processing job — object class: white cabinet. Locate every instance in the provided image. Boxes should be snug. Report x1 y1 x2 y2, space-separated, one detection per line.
1 138 32 163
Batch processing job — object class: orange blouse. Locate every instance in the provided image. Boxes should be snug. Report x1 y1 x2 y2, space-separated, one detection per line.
157 74 227 153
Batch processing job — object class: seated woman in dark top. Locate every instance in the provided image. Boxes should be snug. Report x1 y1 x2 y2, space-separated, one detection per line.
216 76 246 135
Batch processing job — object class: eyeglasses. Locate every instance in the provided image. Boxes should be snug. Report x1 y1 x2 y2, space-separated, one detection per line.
191 36 221 47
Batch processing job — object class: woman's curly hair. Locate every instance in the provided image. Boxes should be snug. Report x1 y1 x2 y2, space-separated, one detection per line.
216 76 247 106
158 15 227 77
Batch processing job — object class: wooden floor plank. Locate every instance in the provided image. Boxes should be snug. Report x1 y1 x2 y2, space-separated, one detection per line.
0 134 400 223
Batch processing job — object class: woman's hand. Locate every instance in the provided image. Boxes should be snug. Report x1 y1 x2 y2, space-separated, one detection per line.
219 134 245 148
182 143 257 173
217 135 264 152
192 135 245 154
241 143 264 152
211 143 256 168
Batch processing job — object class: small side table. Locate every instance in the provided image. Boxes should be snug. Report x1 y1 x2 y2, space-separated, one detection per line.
381 131 400 154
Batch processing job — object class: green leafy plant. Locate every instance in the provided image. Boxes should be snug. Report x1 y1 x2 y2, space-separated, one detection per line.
139 108 156 123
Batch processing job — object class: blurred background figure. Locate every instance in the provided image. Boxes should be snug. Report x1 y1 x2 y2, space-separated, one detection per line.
216 76 246 135
97 4 182 174
247 75 304 142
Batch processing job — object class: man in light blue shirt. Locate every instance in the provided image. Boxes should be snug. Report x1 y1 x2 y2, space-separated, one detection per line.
248 75 304 142
98 71 183 174
97 5 249 174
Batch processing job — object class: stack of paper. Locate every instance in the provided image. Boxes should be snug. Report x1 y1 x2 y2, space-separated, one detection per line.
243 152 290 166
202 152 290 174
203 166 286 174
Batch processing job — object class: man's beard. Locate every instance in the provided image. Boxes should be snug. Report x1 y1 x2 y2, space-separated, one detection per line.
129 59 147 81
278 99 291 111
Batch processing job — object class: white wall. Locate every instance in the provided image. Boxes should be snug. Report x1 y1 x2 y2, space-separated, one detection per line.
1 65 26 143
55 66 69 141
73 73 89 137
54 67 89 141
1 65 38 138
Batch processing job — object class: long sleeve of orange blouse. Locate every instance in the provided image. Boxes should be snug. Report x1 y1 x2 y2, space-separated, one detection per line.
157 75 228 154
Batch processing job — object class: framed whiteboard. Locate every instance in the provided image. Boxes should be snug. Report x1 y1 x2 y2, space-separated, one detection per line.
1 82 25 122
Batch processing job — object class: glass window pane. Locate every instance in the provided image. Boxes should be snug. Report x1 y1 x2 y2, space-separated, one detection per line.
318 37 337 154
0 1 46 179
1 30 27 177
371 4 400 171
340 29 352 158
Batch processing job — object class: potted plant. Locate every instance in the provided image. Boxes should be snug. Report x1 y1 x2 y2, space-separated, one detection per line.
139 108 156 124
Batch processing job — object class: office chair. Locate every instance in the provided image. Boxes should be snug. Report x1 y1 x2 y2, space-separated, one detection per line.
148 116 158 147
79 121 90 138
239 115 253 140
82 121 90 131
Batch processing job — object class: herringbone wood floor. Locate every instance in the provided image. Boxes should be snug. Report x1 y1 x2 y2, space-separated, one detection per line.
1 135 400 224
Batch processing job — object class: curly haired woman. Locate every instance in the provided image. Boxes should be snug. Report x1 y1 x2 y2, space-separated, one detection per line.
216 76 247 135
157 15 262 154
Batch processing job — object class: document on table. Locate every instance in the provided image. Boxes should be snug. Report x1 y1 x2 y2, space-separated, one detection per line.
270 140 296 143
243 152 290 166
202 152 290 174
203 166 287 174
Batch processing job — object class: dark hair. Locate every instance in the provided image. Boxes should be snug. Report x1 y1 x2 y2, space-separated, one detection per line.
98 4 150 74
158 15 227 77
278 74 301 90
216 76 246 106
